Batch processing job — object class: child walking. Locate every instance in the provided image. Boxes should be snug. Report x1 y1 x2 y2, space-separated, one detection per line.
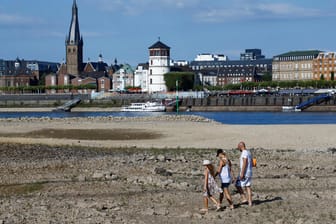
201 160 222 213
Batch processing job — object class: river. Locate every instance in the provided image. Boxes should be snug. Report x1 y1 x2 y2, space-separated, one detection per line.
1 111 336 125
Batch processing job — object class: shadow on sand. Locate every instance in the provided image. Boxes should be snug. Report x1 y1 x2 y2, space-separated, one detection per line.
236 196 283 207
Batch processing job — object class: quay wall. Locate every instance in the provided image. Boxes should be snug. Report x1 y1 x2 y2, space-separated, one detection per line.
1 94 336 111
0 94 90 107
176 95 336 111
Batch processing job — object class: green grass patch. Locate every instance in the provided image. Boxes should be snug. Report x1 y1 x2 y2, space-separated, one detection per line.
0 182 44 196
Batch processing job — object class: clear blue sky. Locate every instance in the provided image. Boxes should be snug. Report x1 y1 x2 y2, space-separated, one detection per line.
1 0 336 66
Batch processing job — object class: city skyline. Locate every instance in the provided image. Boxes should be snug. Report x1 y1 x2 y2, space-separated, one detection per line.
1 0 336 65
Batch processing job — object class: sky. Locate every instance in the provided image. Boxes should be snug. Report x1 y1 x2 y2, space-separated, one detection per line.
1 0 336 66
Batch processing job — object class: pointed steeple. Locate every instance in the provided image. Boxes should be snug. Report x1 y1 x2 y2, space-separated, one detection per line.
67 0 81 45
65 0 83 75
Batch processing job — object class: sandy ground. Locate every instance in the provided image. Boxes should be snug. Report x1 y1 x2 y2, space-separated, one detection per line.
0 116 335 223
0 116 335 151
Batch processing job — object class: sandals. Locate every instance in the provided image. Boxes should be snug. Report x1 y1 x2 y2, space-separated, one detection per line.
200 208 208 213
215 206 221 212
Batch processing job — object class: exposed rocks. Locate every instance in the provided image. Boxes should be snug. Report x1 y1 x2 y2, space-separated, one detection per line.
153 167 172 176
157 155 166 162
0 144 335 223
327 147 336 154
0 114 218 124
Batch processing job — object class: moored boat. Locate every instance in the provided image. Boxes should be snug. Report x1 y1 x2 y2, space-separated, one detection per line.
121 101 166 112
282 106 301 112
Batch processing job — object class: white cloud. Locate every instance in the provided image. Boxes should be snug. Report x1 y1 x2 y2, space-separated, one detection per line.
257 3 321 18
85 0 200 15
196 1 327 23
83 0 331 23
0 12 42 26
160 0 201 9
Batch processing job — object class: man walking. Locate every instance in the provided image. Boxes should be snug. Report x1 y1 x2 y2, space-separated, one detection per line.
235 141 253 207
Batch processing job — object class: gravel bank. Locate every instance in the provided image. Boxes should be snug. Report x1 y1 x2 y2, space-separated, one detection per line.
0 143 335 223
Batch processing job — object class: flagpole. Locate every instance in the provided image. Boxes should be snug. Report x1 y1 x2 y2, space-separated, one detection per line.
176 80 179 114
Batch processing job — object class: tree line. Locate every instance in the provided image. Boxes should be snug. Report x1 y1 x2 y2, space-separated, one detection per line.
164 72 336 91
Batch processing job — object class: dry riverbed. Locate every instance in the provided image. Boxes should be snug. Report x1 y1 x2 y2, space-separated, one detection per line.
0 116 335 223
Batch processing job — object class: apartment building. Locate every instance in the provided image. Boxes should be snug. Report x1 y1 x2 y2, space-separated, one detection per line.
313 52 336 80
190 49 271 86
272 50 321 81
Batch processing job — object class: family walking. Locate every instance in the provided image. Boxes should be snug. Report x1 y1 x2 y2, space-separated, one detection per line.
201 141 254 213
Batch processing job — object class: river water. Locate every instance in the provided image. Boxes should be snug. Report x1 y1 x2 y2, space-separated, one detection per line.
1 111 336 125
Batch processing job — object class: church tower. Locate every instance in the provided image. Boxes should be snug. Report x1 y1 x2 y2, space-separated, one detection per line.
148 39 170 93
65 0 83 75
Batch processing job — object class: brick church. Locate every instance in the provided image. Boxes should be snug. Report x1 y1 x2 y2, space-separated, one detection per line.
45 0 117 94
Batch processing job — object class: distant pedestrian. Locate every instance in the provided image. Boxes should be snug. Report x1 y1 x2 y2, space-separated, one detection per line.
200 160 222 213
235 141 253 207
215 149 234 209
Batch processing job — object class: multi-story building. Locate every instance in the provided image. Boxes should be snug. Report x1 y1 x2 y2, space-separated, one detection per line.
272 50 321 81
134 63 149 92
240 49 265 61
148 40 170 93
194 53 228 62
313 52 336 80
190 49 271 86
112 64 134 91
0 59 6 76
0 58 59 88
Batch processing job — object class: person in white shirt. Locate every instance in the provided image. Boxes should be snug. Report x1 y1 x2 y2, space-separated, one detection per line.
235 141 253 207
215 149 235 209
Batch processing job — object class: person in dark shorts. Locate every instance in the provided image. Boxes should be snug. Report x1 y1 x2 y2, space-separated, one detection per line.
215 149 234 209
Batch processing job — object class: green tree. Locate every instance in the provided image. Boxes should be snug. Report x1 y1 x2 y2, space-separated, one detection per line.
331 72 334 81
320 74 325 80
164 72 194 91
39 73 49 86
260 72 272 82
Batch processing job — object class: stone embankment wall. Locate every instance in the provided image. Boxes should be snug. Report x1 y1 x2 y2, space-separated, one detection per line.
0 94 90 107
177 95 336 111
0 94 336 111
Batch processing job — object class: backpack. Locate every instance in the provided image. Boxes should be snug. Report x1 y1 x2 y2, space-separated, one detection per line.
252 157 257 167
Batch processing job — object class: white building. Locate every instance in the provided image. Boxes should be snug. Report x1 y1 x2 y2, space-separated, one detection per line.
194 53 228 62
148 40 170 93
171 60 189 67
134 63 149 92
112 64 134 91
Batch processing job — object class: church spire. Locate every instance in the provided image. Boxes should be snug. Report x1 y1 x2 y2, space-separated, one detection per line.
67 0 81 45
65 0 83 75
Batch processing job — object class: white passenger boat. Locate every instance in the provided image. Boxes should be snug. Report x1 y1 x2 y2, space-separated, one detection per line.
282 106 301 112
121 101 166 112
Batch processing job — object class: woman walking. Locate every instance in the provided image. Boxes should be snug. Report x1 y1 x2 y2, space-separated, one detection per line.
216 149 235 209
201 160 222 213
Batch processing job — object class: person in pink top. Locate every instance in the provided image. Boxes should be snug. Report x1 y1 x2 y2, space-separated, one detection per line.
200 159 222 213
